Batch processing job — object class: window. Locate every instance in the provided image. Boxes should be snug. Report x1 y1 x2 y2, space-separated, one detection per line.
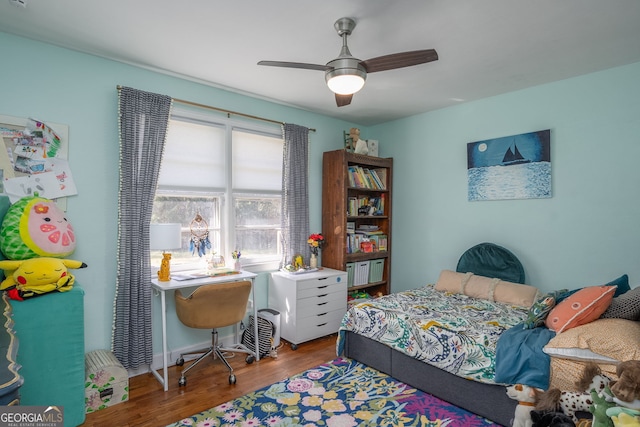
151 107 283 272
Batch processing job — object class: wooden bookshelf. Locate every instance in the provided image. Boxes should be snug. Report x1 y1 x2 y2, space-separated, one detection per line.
322 149 393 298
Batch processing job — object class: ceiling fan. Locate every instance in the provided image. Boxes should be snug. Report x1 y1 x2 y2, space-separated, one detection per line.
258 17 438 107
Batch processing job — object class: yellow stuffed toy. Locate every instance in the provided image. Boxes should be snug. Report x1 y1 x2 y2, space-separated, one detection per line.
606 408 640 427
0 257 87 301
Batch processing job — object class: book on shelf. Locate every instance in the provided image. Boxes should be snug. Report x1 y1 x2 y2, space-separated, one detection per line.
357 167 372 189
348 197 358 216
348 166 365 188
347 167 356 187
348 165 387 190
346 232 387 253
358 225 378 230
373 168 387 189
356 225 382 236
353 196 384 216
356 229 384 236
369 169 384 189
346 233 366 254
377 235 388 251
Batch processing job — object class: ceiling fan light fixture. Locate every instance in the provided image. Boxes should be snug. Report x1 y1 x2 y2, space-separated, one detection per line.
326 69 366 95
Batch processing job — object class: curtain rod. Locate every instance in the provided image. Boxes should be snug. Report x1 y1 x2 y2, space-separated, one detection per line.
117 86 316 132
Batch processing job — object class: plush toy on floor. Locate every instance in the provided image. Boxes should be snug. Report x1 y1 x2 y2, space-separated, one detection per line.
590 388 616 427
537 362 612 423
0 257 87 300
606 407 640 427
610 361 640 410
530 410 576 427
507 383 539 427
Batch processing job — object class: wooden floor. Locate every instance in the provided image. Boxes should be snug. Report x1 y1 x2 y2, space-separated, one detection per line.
81 334 338 427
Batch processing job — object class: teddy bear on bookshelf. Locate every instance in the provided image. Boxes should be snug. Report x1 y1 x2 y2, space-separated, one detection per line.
349 127 369 155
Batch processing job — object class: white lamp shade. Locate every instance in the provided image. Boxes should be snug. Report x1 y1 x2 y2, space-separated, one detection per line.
150 223 182 250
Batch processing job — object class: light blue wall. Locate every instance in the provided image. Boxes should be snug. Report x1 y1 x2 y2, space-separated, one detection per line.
371 62 640 293
0 32 358 354
2 30 639 357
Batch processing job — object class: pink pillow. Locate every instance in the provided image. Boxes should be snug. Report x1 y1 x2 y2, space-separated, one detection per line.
545 285 616 333
435 270 539 308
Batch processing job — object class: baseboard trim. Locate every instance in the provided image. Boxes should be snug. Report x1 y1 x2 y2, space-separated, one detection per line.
127 331 239 378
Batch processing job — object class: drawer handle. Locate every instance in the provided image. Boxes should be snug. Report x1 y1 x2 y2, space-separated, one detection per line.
317 294 328 298
317 312 328 317
317 302 328 306
317 285 328 289
318 277 328 281
317 322 328 327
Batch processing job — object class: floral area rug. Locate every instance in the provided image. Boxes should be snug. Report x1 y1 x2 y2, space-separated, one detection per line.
166 357 500 427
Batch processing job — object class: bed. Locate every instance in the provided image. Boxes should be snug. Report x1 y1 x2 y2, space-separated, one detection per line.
338 243 640 426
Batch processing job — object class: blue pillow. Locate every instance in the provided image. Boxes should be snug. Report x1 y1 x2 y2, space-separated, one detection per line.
555 275 630 304
607 274 630 297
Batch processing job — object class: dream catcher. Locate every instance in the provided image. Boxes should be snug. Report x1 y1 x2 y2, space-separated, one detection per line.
189 213 211 257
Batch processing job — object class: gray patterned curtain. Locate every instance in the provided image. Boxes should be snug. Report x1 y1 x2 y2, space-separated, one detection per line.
113 87 172 369
281 124 310 268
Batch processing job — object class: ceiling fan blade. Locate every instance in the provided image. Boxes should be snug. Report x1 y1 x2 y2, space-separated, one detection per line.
335 93 353 107
360 49 438 73
257 60 330 72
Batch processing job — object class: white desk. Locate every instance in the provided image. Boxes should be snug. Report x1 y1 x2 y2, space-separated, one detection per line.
150 271 259 391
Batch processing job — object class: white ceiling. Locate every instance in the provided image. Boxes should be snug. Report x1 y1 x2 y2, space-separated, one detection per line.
2 0 640 126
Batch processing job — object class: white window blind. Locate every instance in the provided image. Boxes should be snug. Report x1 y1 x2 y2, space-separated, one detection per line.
158 119 226 190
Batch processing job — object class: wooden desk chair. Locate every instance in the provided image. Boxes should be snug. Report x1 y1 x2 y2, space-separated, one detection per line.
174 280 253 386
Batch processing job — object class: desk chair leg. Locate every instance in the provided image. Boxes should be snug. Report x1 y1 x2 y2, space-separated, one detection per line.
176 329 237 386
214 347 236 384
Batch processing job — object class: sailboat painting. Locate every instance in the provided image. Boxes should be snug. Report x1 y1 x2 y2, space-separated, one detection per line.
467 130 551 201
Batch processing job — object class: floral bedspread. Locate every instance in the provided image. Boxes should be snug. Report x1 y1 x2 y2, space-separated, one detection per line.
337 284 529 384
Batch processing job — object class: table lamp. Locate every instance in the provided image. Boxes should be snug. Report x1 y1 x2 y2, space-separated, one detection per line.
150 223 182 281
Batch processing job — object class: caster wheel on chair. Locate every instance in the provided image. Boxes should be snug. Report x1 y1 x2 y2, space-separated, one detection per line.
229 374 236 384
178 377 187 387
246 355 255 364
176 357 184 366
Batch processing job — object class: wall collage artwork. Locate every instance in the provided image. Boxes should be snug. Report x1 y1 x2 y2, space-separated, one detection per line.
0 114 77 210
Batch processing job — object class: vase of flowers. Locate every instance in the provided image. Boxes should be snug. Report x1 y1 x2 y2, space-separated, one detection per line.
232 250 241 271
307 233 325 268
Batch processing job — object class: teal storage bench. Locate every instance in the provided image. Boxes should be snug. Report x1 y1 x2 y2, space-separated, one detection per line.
10 286 86 427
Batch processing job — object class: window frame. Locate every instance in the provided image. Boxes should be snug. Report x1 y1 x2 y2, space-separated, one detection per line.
153 105 283 273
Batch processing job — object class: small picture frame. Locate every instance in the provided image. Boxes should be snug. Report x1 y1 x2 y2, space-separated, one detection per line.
366 140 379 157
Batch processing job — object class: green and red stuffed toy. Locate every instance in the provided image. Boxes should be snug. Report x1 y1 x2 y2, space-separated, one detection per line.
0 194 86 300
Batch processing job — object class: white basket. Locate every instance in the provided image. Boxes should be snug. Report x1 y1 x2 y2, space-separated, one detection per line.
353 261 370 286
